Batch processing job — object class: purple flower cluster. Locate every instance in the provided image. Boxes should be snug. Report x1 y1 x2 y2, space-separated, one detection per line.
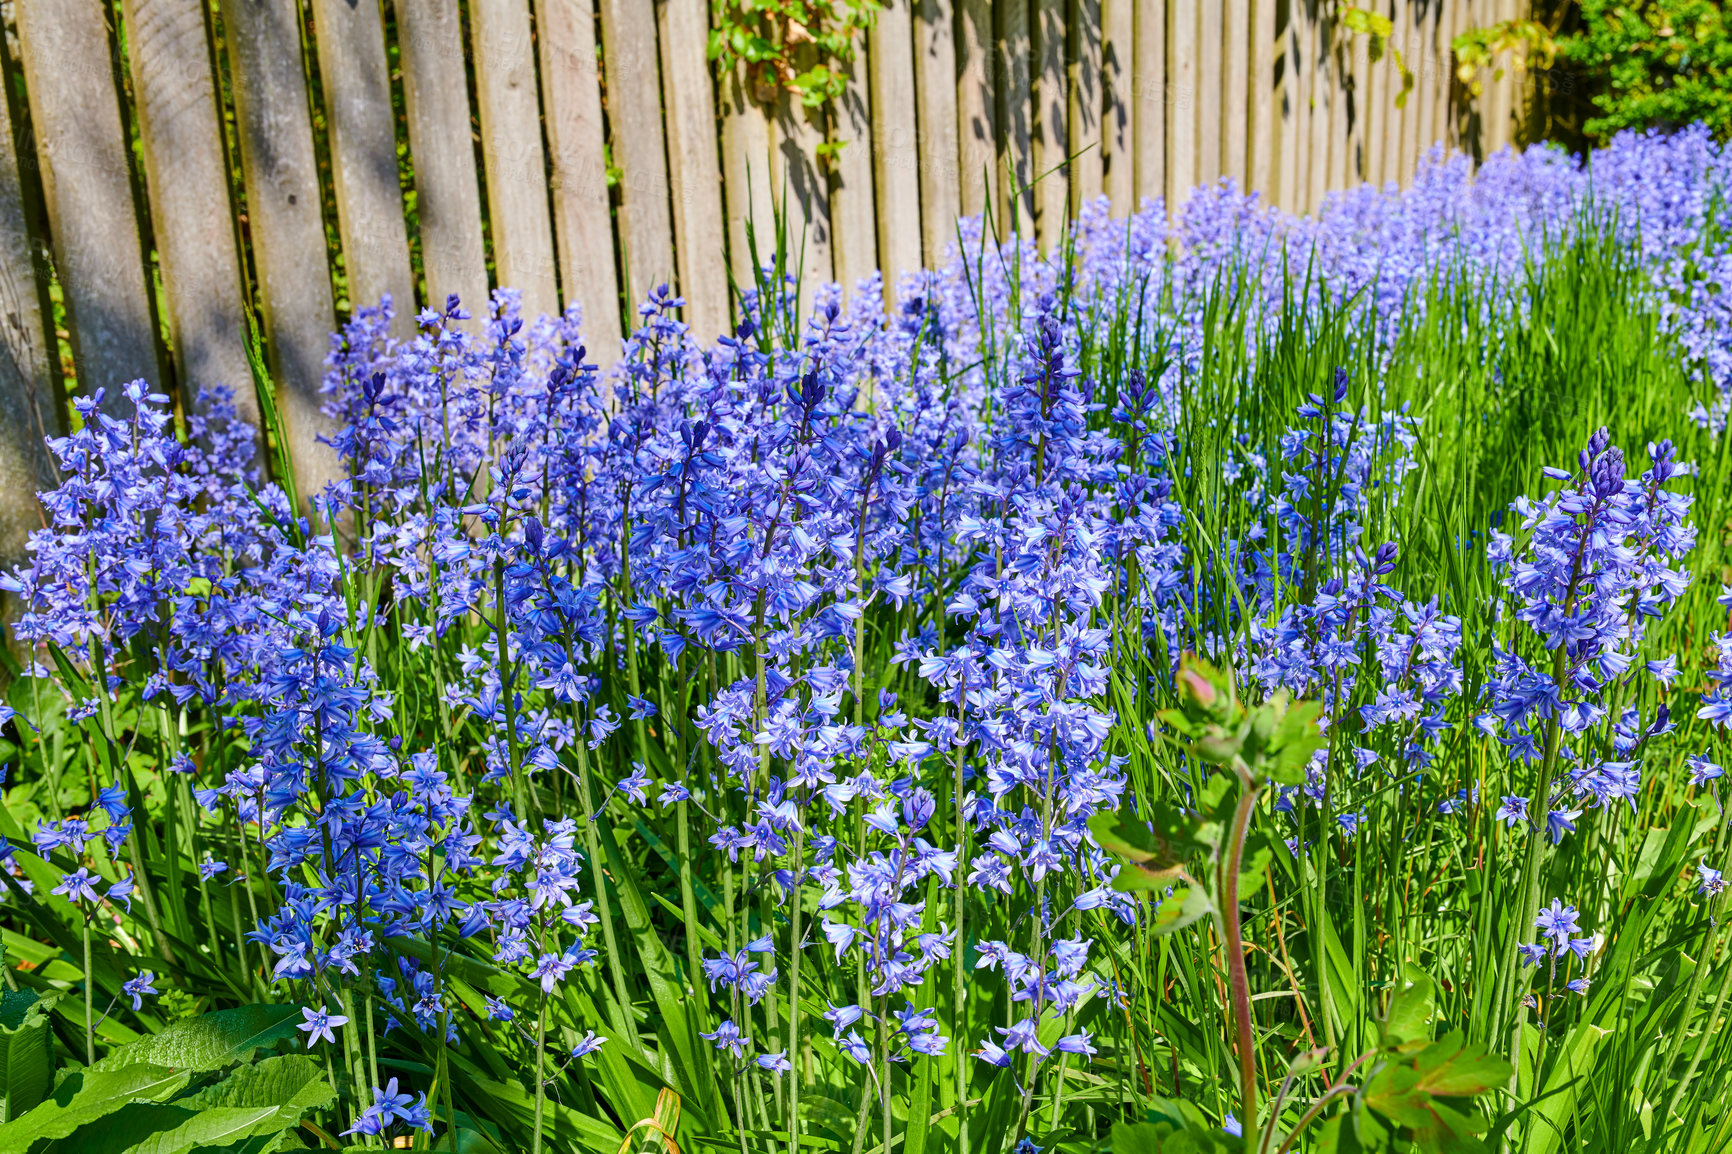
0 125 1725 1139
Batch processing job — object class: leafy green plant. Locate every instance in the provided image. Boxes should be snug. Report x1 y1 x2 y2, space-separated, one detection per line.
1559 0 1732 140
707 0 883 109
1339 6 1417 107
0 1003 330 1154
1095 656 1508 1154
1452 18 1560 98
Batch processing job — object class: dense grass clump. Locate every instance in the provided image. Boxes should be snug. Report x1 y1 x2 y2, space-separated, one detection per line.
0 129 1729 1154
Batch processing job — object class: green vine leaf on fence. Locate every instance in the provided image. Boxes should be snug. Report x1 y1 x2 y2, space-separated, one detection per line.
707 1 884 110
1340 6 1416 106
1452 19 1558 97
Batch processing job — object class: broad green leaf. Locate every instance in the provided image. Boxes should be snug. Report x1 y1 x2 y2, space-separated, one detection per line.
0 988 53 1122
55 1102 290 1154
180 1053 334 1116
0 1064 191 1154
1522 1024 1611 1154
92 1004 303 1075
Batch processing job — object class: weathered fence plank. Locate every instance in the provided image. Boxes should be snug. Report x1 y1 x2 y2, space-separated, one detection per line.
309 0 416 330
1166 0 1195 214
1348 10 1370 181
1415 0 1435 168
1069 0 1103 210
1325 12 1348 192
1100 0 1132 209
535 0 622 359
394 0 489 320
15 0 160 409
1223 0 1248 187
956 0 998 221
719 66 775 288
598 0 675 296
831 34 878 296
1364 6 1387 182
1280 0 1311 214
658 0 730 341
1032 0 1066 249
868 3 922 286
913 0 960 263
1197 0 1223 187
0 47 60 569
119 0 255 423
220 0 339 500
773 90 834 299
1132 0 1164 208
997 0 1034 238
470 0 558 319
1250 0 1275 197
1308 5 1332 212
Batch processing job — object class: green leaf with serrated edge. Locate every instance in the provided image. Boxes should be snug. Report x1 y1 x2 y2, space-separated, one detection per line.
1088 808 1163 862
92 1004 303 1074
1147 886 1213 936
1383 963 1438 1049
0 1064 190 1154
1412 1031 1512 1098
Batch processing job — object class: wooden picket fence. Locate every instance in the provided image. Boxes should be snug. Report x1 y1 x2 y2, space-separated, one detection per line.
0 0 1532 567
